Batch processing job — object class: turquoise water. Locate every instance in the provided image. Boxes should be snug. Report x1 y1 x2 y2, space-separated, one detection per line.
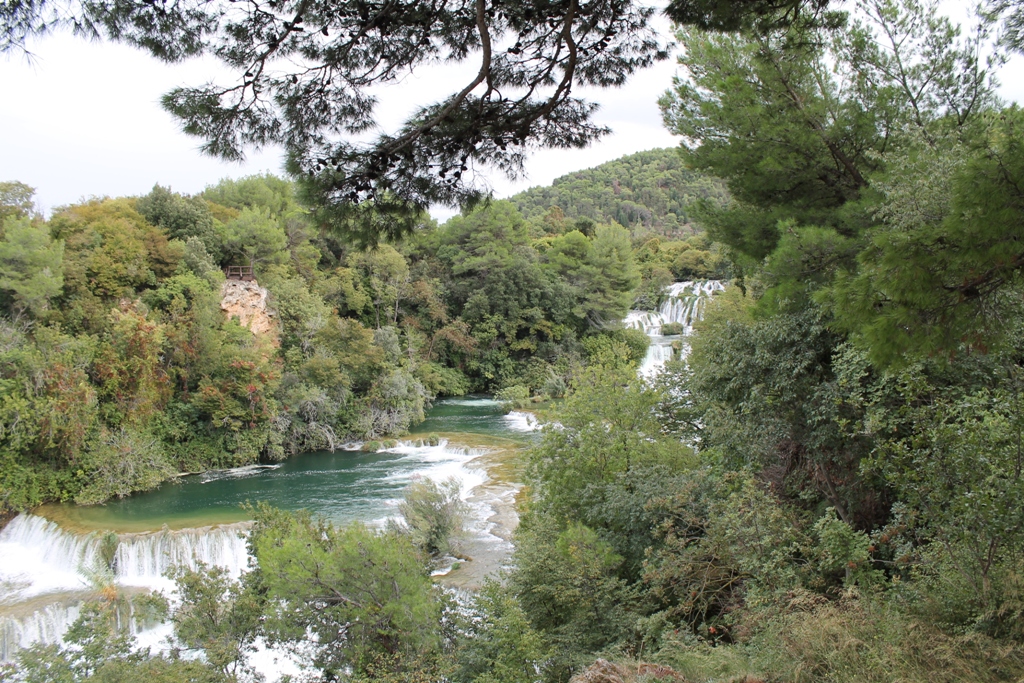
40 396 536 532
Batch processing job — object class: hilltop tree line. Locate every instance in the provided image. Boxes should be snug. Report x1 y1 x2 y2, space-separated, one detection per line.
509 148 729 235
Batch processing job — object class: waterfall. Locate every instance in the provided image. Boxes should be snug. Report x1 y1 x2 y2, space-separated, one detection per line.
0 514 251 661
0 601 82 663
625 280 725 377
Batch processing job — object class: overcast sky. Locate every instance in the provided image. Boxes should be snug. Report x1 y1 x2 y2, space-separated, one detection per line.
1 2 1020 219
0 19 680 218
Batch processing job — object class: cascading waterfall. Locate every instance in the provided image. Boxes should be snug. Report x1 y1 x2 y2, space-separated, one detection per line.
625 280 725 376
0 431 515 663
115 524 252 588
0 514 252 661
0 601 82 663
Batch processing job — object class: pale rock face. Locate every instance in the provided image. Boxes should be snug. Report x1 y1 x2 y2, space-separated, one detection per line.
220 279 278 341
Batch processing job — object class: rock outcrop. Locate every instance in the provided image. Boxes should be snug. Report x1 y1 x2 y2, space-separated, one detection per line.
220 279 278 342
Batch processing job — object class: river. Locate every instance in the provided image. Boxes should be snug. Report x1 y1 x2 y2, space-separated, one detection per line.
0 280 723 666
0 397 538 662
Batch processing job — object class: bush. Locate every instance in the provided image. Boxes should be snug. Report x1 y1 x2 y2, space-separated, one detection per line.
655 594 1024 683
541 372 568 399
660 322 684 336
397 477 468 557
495 385 531 412
76 428 174 505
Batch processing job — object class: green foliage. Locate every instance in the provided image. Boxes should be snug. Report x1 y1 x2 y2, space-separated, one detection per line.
136 185 223 261
248 505 440 679
661 0 1013 362
11 596 227 683
177 236 222 285
75 427 173 505
527 365 686 523
657 594 1024 683
825 112 1024 364
495 385 531 412
580 329 649 370
358 367 429 438
510 149 728 235
221 207 287 269
168 563 264 679
0 180 36 223
0 216 63 317
454 581 550 683
396 476 468 558
50 198 178 332
686 294 884 528
511 517 638 678
870 370 1024 622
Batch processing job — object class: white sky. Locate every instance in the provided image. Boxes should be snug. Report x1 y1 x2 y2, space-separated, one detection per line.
0 2 1020 219
0 20 680 219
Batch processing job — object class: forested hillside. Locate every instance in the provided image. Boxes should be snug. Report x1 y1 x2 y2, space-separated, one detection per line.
7 0 1024 681
0 178 649 512
508 148 729 235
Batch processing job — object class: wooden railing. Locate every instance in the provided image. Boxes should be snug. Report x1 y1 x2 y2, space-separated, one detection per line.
224 265 255 281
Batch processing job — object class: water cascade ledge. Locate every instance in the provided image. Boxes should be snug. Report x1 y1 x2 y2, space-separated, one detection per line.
0 514 251 660
0 426 529 663
625 280 725 377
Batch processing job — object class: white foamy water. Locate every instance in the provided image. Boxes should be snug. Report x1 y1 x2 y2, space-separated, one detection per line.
0 515 253 664
196 463 283 483
0 514 104 602
0 601 82 662
0 438 502 673
380 440 489 495
504 411 540 432
626 280 725 377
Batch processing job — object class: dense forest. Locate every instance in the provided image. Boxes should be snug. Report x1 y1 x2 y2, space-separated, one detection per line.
508 148 729 235
0 166 723 512
5 0 1024 682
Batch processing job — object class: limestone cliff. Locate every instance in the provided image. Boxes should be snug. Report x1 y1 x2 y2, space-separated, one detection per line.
220 279 279 342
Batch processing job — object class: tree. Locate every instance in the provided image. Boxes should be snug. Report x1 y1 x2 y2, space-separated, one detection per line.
75 426 174 503
0 180 36 223
12 598 229 683
248 505 441 679
136 184 223 261
350 244 411 328
1 0 838 241
660 0 999 264
396 476 468 558
168 563 264 680
527 363 686 522
454 580 551 683
825 113 1024 364
0 216 64 317
221 206 287 269
661 0 1016 360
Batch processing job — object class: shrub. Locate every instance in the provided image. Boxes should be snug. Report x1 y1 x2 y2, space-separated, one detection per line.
495 385 531 412
655 594 1024 683
397 477 467 557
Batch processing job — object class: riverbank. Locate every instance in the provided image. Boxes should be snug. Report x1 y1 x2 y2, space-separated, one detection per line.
436 444 525 591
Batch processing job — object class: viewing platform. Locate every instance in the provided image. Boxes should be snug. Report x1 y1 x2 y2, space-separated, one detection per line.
224 265 255 281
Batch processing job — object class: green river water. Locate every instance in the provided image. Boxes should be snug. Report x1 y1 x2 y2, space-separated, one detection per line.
38 396 537 533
